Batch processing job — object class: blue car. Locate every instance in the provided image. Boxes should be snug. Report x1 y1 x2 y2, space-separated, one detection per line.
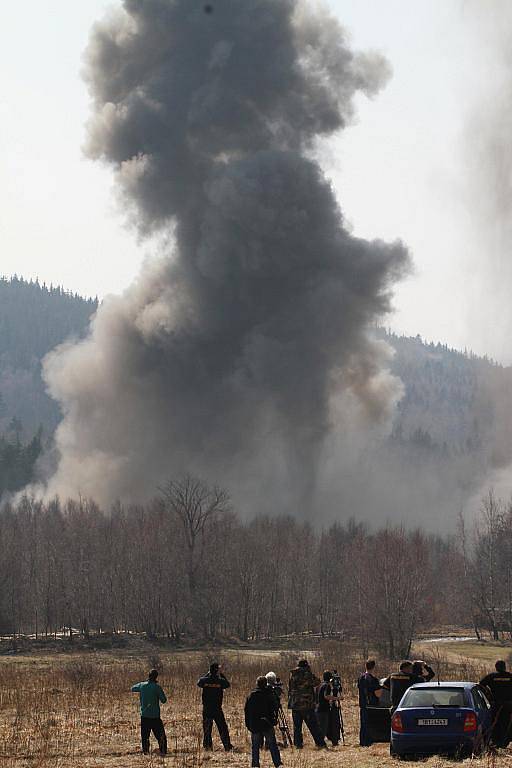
390 682 492 758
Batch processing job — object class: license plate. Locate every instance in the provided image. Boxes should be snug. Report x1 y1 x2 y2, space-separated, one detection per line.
417 718 448 726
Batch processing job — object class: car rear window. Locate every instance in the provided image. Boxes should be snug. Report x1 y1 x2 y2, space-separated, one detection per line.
401 688 465 708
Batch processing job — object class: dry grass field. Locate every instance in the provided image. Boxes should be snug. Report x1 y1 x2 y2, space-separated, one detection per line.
413 641 512 667
2 643 512 768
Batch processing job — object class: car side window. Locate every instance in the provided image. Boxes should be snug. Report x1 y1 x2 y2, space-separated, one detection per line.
475 687 491 710
472 688 489 710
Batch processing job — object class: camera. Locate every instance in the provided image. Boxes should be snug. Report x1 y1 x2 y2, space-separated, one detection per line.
331 669 342 696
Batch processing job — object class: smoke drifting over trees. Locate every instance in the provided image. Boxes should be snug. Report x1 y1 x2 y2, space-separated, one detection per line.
42 0 409 512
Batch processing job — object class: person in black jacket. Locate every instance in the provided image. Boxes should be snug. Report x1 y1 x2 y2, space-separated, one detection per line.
480 660 512 747
382 660 435 713
412 660 436 682
197 662 233 751
245 676 283 768
316 671 340 745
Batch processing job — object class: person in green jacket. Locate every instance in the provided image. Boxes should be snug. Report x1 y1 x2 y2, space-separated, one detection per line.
131 669 168 755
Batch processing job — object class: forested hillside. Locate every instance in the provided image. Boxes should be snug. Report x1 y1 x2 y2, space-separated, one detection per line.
0 275 511 504
0 276 97 437
382 330 512 464
0 277 97 497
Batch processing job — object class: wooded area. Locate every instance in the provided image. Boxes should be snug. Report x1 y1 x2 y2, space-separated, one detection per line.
0 276 97 438
1 277 512 654
0 476 507 657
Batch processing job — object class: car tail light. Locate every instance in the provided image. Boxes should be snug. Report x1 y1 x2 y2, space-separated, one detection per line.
392 713 404 733
463 713 477 732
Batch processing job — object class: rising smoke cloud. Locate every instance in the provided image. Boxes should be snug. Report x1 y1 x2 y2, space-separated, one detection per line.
43 0 409 513
457 0 512 507
463 0 512 364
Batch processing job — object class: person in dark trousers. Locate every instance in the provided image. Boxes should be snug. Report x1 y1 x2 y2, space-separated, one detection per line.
197 662 233 751
357 659 383 747
480 660 512 747
131 668 168 755
382 659 435 713
288 659 326 749
316 671 339 745
245 676 283 768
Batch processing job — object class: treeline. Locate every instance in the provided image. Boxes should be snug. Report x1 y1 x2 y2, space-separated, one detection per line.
5 476 506 657
469 490 512 641
0 275 97 369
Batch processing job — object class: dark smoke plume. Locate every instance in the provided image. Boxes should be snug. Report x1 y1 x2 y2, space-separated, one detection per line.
43 0 409 511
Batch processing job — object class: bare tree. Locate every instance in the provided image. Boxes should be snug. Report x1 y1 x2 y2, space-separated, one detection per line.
159 475 230 636
473 489 504 640
457 509 481 639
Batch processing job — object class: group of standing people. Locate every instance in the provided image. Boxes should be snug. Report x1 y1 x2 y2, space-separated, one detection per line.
135 655 511 761
130 658 341 763
244 659 345 766
287 660 342 748
130 656 512 759
357 658 435 746
357 656 512 749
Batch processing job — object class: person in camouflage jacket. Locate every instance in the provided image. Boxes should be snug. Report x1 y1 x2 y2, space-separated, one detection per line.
288 660 326 748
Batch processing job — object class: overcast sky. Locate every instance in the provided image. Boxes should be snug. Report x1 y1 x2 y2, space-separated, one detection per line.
1 1 507 360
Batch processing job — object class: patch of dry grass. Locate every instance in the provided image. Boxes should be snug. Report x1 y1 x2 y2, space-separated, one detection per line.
1 648 512 767
428 642 512 665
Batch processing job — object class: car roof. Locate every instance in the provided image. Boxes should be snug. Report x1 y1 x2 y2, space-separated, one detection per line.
409 682 476 689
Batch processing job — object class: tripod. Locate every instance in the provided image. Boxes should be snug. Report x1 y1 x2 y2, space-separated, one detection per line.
277 704 293 747
332 699 346 745
331 670 345 745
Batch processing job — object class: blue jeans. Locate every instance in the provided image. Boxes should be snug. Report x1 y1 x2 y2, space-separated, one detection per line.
291 709 325 748
251 728 281 767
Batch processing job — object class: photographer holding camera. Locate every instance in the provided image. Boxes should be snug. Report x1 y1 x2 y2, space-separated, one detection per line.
316 670 343 746
412 660 435 682
197 662 233 752
265 672 283 704
266 671 292 747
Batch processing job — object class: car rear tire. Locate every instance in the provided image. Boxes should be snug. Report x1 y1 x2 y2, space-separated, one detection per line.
389 744 402 759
